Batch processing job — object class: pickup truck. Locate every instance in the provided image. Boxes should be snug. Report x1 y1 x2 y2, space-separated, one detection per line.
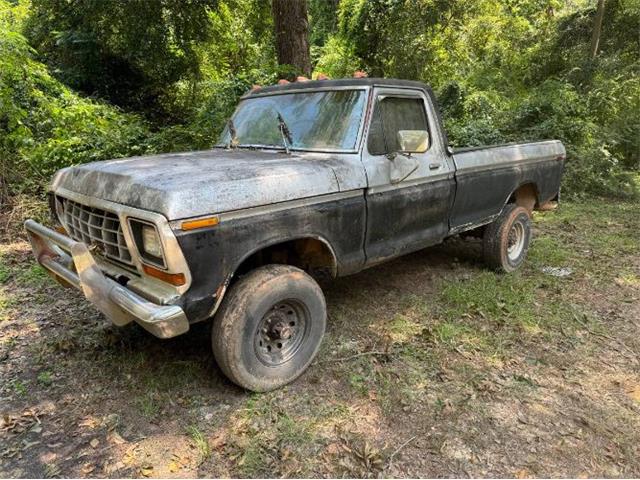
25 78 565 391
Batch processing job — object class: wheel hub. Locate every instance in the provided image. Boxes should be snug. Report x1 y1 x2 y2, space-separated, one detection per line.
255 300 309 366
507 221 525 261
269 321 293 340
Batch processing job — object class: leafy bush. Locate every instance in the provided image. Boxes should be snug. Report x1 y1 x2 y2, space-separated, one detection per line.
150 78 257 152
1 0 638 206
0 14 154 200
312 36 362 78
0 0 268 201
24 0 218 120
318 0 639 199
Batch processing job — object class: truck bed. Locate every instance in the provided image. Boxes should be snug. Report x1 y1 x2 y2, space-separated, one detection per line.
449 140 565 232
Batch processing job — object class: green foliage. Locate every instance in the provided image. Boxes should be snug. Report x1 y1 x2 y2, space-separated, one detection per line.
186 425 211 460
1 0 638 203
309 0 339 48
313 36 362 78
25 0 218 120
0 4 154 199
317 0 639 198
0 262 9 284
151 78 263 152
37 370 53 386
167 0 281 149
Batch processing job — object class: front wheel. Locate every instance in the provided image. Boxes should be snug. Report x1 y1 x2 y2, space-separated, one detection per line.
483 204 532 273
211 264 326 392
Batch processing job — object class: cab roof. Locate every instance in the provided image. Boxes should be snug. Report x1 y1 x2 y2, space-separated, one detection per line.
242 77 433 98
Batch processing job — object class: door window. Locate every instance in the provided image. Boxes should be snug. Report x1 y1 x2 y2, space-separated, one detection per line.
367 96 429 155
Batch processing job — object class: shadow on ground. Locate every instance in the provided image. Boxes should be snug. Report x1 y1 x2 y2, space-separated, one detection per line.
1 200 639 477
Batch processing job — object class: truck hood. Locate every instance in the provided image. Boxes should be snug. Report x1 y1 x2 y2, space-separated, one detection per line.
51 149 364 220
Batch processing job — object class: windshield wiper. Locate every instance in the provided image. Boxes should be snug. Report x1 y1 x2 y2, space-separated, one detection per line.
226 119 239 149
276 112 293 154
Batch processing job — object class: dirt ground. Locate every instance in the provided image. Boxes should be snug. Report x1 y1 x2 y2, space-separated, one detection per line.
1 199 639 478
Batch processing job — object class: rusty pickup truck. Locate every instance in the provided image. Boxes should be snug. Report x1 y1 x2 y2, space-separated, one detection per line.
25 78 565 391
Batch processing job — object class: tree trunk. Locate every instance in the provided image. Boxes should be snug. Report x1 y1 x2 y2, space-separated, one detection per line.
590 0 606 59
272 0 312 77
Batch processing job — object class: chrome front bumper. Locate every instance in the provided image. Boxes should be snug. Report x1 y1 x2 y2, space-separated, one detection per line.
24 219 189 339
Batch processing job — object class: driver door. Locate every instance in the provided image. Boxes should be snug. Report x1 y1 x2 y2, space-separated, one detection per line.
362 88 456 264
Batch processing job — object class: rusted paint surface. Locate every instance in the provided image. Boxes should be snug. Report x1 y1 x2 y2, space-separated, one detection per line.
514 184 538 213
539 200 559 211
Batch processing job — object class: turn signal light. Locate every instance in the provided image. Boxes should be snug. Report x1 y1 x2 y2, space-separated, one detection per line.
142 264 186 286
181 216 219 231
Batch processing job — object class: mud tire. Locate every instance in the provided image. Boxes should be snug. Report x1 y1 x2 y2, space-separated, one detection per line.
211 264 326 392
483 204 531 273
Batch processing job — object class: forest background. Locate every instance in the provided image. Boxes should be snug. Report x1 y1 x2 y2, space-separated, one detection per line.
1 0 638 220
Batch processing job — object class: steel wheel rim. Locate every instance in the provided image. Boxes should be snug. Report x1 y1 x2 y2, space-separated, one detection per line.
254 300 309 366
507 221 525 261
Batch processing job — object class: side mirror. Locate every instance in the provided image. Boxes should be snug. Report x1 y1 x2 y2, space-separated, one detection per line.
397 130 429 153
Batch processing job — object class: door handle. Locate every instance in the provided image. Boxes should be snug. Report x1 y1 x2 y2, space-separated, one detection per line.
429 163 441 170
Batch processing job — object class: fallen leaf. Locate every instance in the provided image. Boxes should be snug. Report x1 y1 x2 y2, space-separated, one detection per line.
2 408 43 434
626 384 640 403
90 438 100 448
107 431 125 445
81 463 95 474
140 465 154 477
44 463 61 478
79 416 99 429
209 432 226 450
21 440 41 450
168 461 179 473
101 414 120 431
325 442 341 456
123 449 136 466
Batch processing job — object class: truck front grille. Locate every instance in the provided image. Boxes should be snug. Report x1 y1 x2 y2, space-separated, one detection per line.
56 196 133 267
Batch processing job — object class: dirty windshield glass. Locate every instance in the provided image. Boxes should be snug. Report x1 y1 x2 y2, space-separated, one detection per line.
218 90 366 151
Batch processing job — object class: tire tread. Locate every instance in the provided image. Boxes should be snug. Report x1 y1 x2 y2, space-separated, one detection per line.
482 204 531 273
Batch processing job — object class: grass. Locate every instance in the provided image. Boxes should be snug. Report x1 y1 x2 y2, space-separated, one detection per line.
224 395 322 477
386 313 425 344
322 199 640 423
421 199 640 359
0 292 13 322
37 371 53 386
0 264 10 284
1 198 638 477
432 270 551 356
12 380 28 396
535 200 640 271
136 391 160 418
16 264 52 288
0 252 13 323
187 425 211 461
527 235 572 268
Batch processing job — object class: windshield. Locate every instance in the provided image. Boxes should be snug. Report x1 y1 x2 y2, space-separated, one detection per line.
218 89 367 151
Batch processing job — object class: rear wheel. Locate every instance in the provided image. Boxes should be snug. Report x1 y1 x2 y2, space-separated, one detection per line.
211 264 326 392
483 204 531 272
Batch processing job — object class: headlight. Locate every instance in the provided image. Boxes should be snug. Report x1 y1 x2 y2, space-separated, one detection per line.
129 219 165 267
142 225 163 258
